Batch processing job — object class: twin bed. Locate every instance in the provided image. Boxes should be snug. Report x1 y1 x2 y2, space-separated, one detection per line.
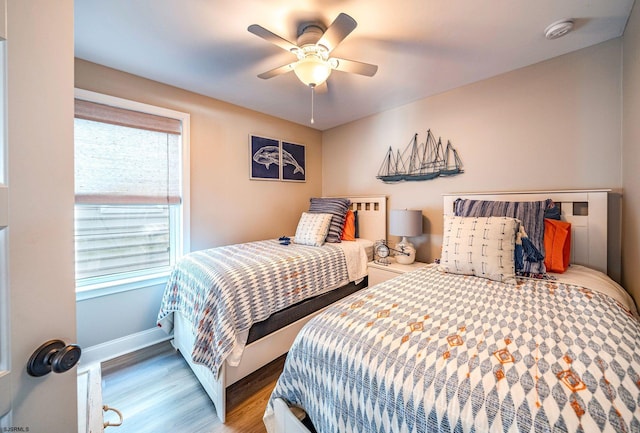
157 196 387 422
157 190 640 432
264 190 640 433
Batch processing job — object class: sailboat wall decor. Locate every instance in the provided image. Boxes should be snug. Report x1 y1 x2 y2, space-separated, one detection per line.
376 130 464 183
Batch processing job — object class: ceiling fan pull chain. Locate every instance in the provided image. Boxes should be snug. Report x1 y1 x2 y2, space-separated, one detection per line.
310 85 315 124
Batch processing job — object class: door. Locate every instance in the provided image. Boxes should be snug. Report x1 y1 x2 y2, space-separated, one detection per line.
0 1 77 431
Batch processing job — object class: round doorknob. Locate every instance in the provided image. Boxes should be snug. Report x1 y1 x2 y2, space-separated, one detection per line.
27 339 82 377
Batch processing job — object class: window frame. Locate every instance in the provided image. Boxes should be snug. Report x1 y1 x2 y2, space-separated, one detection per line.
74 89 190 300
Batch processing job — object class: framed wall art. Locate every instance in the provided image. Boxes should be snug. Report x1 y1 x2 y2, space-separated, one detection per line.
281 141 305 182
249 135 280 181
249 135 306 182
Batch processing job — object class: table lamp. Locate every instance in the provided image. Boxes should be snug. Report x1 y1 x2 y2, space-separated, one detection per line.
389 209 423 264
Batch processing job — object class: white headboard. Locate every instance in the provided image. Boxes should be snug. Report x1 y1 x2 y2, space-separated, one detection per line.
346 196 387 242
442 190 609 273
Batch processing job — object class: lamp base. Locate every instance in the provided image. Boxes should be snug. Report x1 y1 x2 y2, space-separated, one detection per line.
395 237 416 265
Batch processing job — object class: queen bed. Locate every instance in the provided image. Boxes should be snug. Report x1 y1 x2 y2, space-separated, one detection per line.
265 190 640 433
156 195 387 422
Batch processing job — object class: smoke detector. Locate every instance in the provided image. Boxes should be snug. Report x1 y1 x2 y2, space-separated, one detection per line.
544 19 575 40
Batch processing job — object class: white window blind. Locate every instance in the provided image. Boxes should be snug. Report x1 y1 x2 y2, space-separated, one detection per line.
74 99 182 205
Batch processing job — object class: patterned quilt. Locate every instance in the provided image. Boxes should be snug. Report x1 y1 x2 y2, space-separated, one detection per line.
265 266 640 433
157 239 349 378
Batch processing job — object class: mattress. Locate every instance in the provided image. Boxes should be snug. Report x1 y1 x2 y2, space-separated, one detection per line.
247 277 368 344
265 265 640 433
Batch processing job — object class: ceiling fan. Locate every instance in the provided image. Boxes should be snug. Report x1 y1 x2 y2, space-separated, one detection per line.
248 13 378 89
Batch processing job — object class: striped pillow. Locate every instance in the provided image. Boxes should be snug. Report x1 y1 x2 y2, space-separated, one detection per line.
454 198 549 276
309 197 351 243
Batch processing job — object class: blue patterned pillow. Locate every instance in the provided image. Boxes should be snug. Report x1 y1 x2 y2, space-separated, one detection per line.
309 197 351 243
454 198 549 276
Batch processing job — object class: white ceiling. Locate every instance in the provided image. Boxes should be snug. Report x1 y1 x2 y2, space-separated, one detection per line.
74 0 635 131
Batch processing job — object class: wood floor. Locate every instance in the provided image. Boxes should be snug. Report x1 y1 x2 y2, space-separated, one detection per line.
101 341 286 433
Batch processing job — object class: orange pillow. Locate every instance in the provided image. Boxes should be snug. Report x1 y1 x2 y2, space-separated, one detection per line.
544 218 571 273
341 210 356 241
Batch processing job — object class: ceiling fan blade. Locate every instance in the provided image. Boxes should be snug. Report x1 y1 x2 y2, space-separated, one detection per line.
317 13 357 53
248 24 299 53
332 58 378 77
257 62 297 79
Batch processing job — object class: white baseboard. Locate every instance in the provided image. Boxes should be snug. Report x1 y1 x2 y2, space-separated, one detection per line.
80 327 173 367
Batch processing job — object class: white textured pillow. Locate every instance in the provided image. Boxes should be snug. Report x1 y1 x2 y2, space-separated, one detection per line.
439 215 519 283
294 212 333 247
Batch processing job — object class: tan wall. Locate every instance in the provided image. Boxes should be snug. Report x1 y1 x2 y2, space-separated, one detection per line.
623 3 640 306
323 40 624 280
75 59 322 251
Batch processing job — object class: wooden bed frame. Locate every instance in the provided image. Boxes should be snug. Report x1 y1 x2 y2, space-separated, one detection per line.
172 195 387 423
271 189 611 433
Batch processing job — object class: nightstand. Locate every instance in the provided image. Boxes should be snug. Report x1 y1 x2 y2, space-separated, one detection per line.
367 258 428 286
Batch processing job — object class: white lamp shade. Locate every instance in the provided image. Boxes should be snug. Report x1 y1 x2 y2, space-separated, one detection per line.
389 209 423 237
294 55 332 87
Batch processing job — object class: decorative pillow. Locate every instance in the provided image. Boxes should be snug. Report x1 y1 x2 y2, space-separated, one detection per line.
544 218 571 273
341 210 356 241
294 212 333 247
309 197 351 243
454 198 549 276
439 215 519 283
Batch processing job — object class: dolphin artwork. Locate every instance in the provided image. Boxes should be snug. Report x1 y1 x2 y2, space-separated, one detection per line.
253 145 304 175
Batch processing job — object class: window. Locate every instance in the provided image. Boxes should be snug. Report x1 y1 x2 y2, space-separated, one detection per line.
74 89 190 294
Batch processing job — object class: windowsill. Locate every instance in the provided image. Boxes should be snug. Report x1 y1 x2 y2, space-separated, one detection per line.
75 270 171 301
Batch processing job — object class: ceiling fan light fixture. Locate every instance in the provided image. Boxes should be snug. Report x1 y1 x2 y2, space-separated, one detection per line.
293 55 332 87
